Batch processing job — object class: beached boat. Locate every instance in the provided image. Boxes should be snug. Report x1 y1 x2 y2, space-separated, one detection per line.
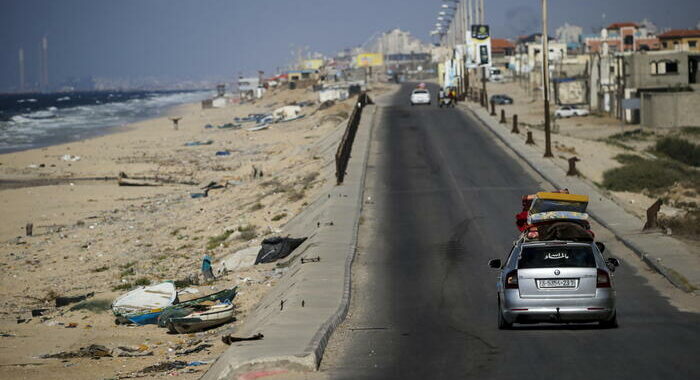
112 282 177 324
167 303 235 334
157 287 237 328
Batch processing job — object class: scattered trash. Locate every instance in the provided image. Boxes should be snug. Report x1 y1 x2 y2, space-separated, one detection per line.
202 255 215 282
175 343 212 356
41 344 111 359
0 332 16 337
184 140 213 146
204 124 214 129
61 154 81 162
215 150 230 156
190 189 210 198
141 360 187 373
56 292 94 307
301 256 321 264
221 333 264 345
117 171 161 187
187 360 212 366
31 308 49 317
217 123 241 129
254 237 308 264
65 322 78 328
201 181 224 191
318 100 336 110
113 346 154 357
246 125 269 132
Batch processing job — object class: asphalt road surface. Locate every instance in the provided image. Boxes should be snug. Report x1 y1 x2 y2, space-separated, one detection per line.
319 83 700 379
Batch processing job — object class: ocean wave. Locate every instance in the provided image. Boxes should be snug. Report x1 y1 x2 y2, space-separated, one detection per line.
0 90 211 154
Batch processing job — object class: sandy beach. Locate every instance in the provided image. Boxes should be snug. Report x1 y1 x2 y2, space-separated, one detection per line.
0 85 381 379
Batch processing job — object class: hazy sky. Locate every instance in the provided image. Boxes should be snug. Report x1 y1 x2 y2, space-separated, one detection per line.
1 0 698 90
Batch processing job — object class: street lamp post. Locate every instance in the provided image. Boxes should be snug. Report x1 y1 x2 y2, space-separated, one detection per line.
542 0 553 157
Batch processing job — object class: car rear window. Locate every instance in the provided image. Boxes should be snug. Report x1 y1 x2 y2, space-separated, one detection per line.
518 246 595 268
413 90 428 94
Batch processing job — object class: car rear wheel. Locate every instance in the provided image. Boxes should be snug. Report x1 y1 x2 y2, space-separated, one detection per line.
497 298 512 330
599 311 618 329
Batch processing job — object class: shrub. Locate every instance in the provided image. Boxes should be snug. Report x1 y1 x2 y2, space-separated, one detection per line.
271 213 287 221
206 231 232 250
602 155 685 193
655 137 700 167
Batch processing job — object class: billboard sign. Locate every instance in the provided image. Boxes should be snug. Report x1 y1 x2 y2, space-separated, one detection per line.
356 53 384 67
470 25 492 67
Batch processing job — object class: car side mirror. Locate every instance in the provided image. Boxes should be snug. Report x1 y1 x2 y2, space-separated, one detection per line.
595 242 606 253
488 259 502 269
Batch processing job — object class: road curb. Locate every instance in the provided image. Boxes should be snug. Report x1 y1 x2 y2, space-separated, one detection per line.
202 103 378 379
462 102 699 294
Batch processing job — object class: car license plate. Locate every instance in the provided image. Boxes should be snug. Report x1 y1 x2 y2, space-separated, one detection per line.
538 279 577 288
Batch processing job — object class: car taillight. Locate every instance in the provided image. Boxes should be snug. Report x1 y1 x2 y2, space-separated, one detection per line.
596 269 611 288
505 270 519 289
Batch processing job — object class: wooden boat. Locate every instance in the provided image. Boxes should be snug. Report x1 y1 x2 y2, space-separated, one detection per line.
112 282 177 325
157 287 237 328
167 303 235 334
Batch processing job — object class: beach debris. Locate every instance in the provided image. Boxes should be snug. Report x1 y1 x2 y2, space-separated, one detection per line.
204 123 213 129
141 360 188 373
113 345 154 358
301 256 321 264
175 343 212 356
61 154 81 162
65 322 78 328
254 237 308 264
202 255 215 282
40 344 112 359
55 292 94 307
190 189 210 198
246 125 269 132
221 333 264 345
31 308 49 317
201 181 224 191
117 171 161 187
25 223 33 237
112 282 176 325
217 123 241 129
170 117 182 130
215 150 230 156
251 165 264 179
184 140 213 146
318 100 336 110
187 361 212 366
157 287 237 329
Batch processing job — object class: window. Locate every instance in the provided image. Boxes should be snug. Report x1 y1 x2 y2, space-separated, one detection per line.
666 61 678 73
650 60 679 75
662 42 668 48
518 246 596 269
690 40 697 48
624 35 634 45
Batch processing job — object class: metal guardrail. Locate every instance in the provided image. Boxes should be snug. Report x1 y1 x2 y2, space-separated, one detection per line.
335 92 372 185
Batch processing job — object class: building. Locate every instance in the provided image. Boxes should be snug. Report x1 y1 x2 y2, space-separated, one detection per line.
556 23 583 52
491 38 515 56
657 29 700 52
366 28 431 55
585 22 660 53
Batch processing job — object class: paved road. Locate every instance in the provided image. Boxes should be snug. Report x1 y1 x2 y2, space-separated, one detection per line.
320 83 700 379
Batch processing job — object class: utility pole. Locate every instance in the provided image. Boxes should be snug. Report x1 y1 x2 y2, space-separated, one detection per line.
542 0 553 158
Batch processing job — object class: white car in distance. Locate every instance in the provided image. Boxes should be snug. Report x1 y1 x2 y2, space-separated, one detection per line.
555 105 590 118
410 89 431 106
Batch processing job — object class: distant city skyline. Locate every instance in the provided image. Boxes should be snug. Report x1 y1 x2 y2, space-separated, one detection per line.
1 0 698 91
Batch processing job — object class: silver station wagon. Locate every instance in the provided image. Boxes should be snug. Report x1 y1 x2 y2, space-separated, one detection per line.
489 240 620 329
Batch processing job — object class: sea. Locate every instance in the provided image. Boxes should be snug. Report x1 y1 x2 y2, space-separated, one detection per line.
0 90 212 154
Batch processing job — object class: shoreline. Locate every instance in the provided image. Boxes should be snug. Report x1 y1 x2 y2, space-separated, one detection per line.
0 84 373 379
0 91 210 155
